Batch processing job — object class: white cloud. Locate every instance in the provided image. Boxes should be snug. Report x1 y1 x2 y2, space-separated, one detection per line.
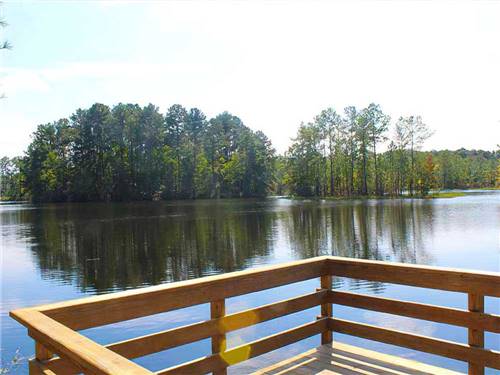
141 0 500 152
0 112 34 157
2 61 209 90
1 68 50 94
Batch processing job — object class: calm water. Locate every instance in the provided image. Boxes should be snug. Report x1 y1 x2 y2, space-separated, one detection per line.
1 192 499 373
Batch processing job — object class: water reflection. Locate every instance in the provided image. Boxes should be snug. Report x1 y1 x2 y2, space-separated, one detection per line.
282 200 433 264
3 192 499 374
1 198 437 294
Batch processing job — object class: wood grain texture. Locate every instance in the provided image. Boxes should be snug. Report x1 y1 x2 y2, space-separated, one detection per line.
329 318 500 370
468 293 485 375
254 342 463 375
41 290 327 373
327 256 500 296
35 342 53 361
29 359 57 375
28 256 327 330
12 257 499 330
211 299 227 375
157 318 329 375
320 275 333 344
12 309 152 375
32 357 79 375
9 256 500 375
328 290 500 332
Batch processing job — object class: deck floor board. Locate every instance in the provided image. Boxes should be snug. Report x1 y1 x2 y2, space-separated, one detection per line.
248 342 463 375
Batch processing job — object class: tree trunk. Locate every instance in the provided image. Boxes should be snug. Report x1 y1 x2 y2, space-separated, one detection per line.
410 141 414 196
330 157 334 196
192 139 197 199
350 160 354 195
362 142 368 195
373 143 379 195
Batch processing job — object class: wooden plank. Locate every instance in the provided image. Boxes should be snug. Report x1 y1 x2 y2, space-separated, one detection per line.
254 342 464 375
29 359 56 375
109 290 325 357
211 299 227 375
328 290 500 333
157 318 329 375
316 345 452 375
14 257 499 331
12 309 152 375
34 356 79 375
250 347 319 375
320 275 333 344
468 293 485 375
326 342 462 374
35 342 53 361
42 290 326 373
31 342 54 375
10 257 500 375
327 257 500 297
329 318 500 370
26 256 327 330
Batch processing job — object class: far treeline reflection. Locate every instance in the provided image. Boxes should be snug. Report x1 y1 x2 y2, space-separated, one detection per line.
4 199 435 293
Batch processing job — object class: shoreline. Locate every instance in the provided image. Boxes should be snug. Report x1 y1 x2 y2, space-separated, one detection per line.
2 188 499 204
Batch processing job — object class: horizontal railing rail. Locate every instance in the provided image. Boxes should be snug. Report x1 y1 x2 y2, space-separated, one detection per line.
328 290 500 333
10 256 500 375
40 290 328 374
326 257 500 296
35 256 328 331
13 309 151 375
329 318 500 370
158 319 329 375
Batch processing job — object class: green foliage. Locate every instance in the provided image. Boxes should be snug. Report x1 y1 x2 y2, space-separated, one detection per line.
282 104 498 197
286 122 324 196
496 160 500 187
0 156 24 200
3 102 497 202
417 153 437 196
10 103 275 202
426 191 466 199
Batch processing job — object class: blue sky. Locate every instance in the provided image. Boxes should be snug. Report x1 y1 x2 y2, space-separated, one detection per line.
1 1 499 157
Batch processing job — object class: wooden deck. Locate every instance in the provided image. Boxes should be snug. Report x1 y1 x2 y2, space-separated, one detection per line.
251 343 462 375
10 256 500 375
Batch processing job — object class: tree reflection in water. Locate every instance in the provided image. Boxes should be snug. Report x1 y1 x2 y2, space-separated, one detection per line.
4 198 433 294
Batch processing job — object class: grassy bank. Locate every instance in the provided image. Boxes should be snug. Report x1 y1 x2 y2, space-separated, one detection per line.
284 191 475 201
473 187 500 191
425 192 466 199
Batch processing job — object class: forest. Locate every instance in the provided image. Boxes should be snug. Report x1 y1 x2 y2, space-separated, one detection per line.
1 102 499 202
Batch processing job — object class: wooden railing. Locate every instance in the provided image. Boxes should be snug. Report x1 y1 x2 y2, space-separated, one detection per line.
10 256 500 375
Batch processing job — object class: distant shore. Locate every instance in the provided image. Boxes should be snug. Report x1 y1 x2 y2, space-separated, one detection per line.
283 188 499 201
2 188 499 204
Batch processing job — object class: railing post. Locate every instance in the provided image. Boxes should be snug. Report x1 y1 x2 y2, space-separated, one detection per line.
29 341 53 374
35 342 53 361
468 293 484 375
320 274 333 345
211 299 227 375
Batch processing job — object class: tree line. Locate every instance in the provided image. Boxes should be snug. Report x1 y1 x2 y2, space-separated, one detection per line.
278 104 499 197
1 103 275 202
1 102 499 202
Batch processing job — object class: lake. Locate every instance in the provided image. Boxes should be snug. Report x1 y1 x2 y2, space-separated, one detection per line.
1 191 499 374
